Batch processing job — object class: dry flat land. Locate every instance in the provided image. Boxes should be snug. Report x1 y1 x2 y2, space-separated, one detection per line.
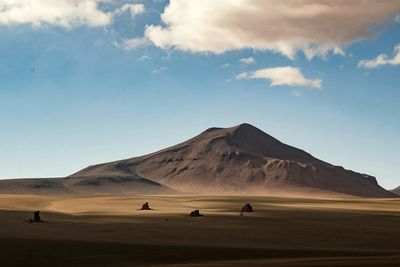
0 194 399 266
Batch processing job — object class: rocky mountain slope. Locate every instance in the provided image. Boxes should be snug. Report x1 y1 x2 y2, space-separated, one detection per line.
71 123 395 197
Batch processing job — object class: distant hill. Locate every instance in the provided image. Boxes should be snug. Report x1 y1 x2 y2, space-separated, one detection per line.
0 176 174 196
70 123 395 198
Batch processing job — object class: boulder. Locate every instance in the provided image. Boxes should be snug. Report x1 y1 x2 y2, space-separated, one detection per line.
140 202 152 210
30 211 42 223
189 210 202 217
240 203 253 214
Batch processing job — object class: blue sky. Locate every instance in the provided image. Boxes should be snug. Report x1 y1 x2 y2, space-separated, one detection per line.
0 0 399 189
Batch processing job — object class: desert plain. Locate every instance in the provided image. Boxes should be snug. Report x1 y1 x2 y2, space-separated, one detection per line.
0 194 399 267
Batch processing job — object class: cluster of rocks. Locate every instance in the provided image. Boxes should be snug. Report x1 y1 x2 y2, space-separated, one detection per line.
138 202 205 217
190 203 254 217
27 203 254 223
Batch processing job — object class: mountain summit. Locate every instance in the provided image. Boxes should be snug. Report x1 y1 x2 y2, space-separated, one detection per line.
71 123 394 197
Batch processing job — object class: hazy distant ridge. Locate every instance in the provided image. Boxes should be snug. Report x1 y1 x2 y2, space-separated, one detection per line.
392 187 400 196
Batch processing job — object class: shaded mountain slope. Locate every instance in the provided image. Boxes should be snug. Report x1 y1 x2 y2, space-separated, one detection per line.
392 187 400 196
72 124 395 197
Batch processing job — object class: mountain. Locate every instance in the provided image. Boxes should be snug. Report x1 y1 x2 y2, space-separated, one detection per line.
70 123 395 198
391 187 400 196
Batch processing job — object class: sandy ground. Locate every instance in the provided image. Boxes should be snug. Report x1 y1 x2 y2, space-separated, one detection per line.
0 194 399 266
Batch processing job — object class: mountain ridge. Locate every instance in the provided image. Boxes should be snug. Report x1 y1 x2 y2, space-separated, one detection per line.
0 123 394 197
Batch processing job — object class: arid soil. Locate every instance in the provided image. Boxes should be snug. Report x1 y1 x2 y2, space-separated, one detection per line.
0 194 399 266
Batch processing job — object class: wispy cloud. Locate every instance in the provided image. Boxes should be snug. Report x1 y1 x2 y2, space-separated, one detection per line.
121 37 150 50
113 4 145 17
358 44 400 69
152 66 167 74
236 67 322 89
145 0 400 59
395 14 400 23
138 55 151 61
239 57 255 65
292 91 303 97
221 63 230 68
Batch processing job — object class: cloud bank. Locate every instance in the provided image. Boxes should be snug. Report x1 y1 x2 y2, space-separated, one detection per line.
358 44 400 68
0 0 114 27
237 67 322 89
0 0 145 28
145 0 400 59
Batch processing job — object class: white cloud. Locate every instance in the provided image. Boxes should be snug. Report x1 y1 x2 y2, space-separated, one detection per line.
145 0 400 59
121 37 150 50
221 63 230 68
239 57 255 65
358 44 400 69
113 3 145 17
0 0 113 27
236 66 322 89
